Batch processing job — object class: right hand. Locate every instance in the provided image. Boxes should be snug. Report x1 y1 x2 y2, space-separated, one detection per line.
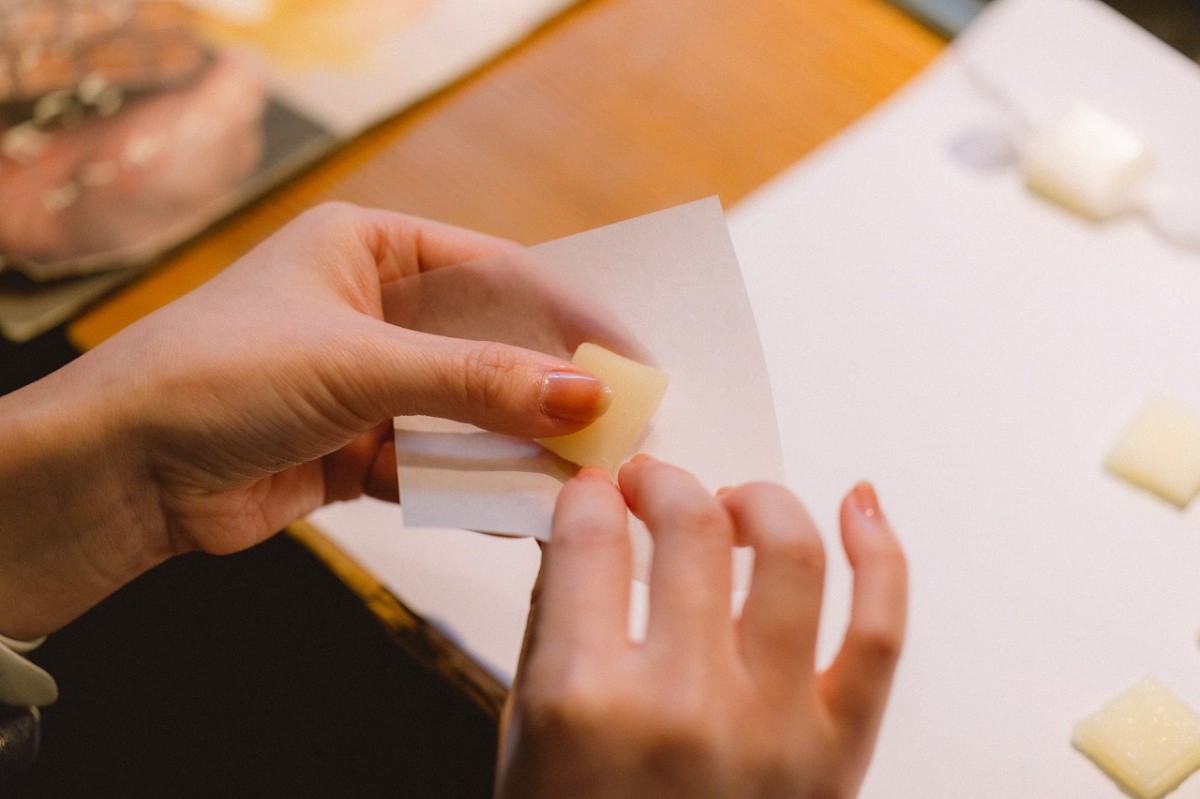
497 457 908 798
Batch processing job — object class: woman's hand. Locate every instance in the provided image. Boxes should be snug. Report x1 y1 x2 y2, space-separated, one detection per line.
498 457 907 799
0 203 611 639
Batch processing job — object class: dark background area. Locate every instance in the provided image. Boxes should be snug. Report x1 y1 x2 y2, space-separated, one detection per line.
2 338 500 797
896 0 1200 51
8 538 499 798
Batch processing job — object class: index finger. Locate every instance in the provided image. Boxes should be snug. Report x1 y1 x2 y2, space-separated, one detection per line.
620 456 735 655
359 208 518 278
534 467 635 655
216 204 519 311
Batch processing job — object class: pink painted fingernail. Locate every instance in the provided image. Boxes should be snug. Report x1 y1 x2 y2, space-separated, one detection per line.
540 372 611 422
850 481 883 525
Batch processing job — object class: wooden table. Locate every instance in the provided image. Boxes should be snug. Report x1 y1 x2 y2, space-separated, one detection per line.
68 0 943 349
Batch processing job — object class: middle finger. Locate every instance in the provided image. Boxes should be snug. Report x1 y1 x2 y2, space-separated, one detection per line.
619 456 735 655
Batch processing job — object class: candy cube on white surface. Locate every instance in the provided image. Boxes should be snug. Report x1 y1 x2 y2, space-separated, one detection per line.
1020 104 1153 221
1073 676 1200 799
1105 398 1200 507
537 344 667 473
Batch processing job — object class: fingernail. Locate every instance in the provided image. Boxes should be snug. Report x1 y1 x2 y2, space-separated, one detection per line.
715 486 733 498
540 372 611 422
629 452 654 465
576 466 610 483
850 481 883 525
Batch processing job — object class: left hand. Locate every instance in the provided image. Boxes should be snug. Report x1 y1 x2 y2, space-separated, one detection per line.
0 203 612 638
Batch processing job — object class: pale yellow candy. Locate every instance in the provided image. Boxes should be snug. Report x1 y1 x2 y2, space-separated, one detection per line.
1020 104 1153 221
1105 399 1200 508
537 343 667 473
1073 676 1200 799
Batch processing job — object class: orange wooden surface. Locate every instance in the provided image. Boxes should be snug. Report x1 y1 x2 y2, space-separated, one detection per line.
68 0 943 350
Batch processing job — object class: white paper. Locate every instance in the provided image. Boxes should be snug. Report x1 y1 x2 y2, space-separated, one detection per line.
393 198 784 544
728 0 1200 796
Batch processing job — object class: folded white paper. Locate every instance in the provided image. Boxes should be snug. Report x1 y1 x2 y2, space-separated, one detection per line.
393 198 784 546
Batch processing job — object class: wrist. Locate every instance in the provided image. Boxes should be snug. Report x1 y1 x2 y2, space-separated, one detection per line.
0 357 170 638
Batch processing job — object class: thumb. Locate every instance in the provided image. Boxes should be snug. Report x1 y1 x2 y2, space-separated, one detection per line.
339 321 612 438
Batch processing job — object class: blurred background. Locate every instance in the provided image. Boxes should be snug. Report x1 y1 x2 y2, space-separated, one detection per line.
899 0 1200 52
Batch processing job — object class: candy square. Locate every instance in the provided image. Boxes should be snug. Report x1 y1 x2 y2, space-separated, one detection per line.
1020 104 1153 221
1105 399 1200 508
537 344 667 473
1073 676 1200 799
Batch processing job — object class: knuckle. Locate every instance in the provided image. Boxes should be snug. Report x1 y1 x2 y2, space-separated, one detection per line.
535 672 718 761
285 202 368 261
637 688 722 760
298 200 360 231
525 686 600 739
521 677 613 740
641 716 719 771
669 501 731 538
851 623 904 670
762 526 826 575
460 341 520 412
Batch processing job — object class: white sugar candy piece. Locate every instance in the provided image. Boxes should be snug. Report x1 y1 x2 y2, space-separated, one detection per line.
1073 676 1200 799
1105 398 1200 507
537 343 667 473
1020 104 1153 221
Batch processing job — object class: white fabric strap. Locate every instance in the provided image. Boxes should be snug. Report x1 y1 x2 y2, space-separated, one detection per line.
0 635 58 707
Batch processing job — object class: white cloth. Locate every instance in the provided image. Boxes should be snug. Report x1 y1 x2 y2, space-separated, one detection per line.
0 634 57 707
